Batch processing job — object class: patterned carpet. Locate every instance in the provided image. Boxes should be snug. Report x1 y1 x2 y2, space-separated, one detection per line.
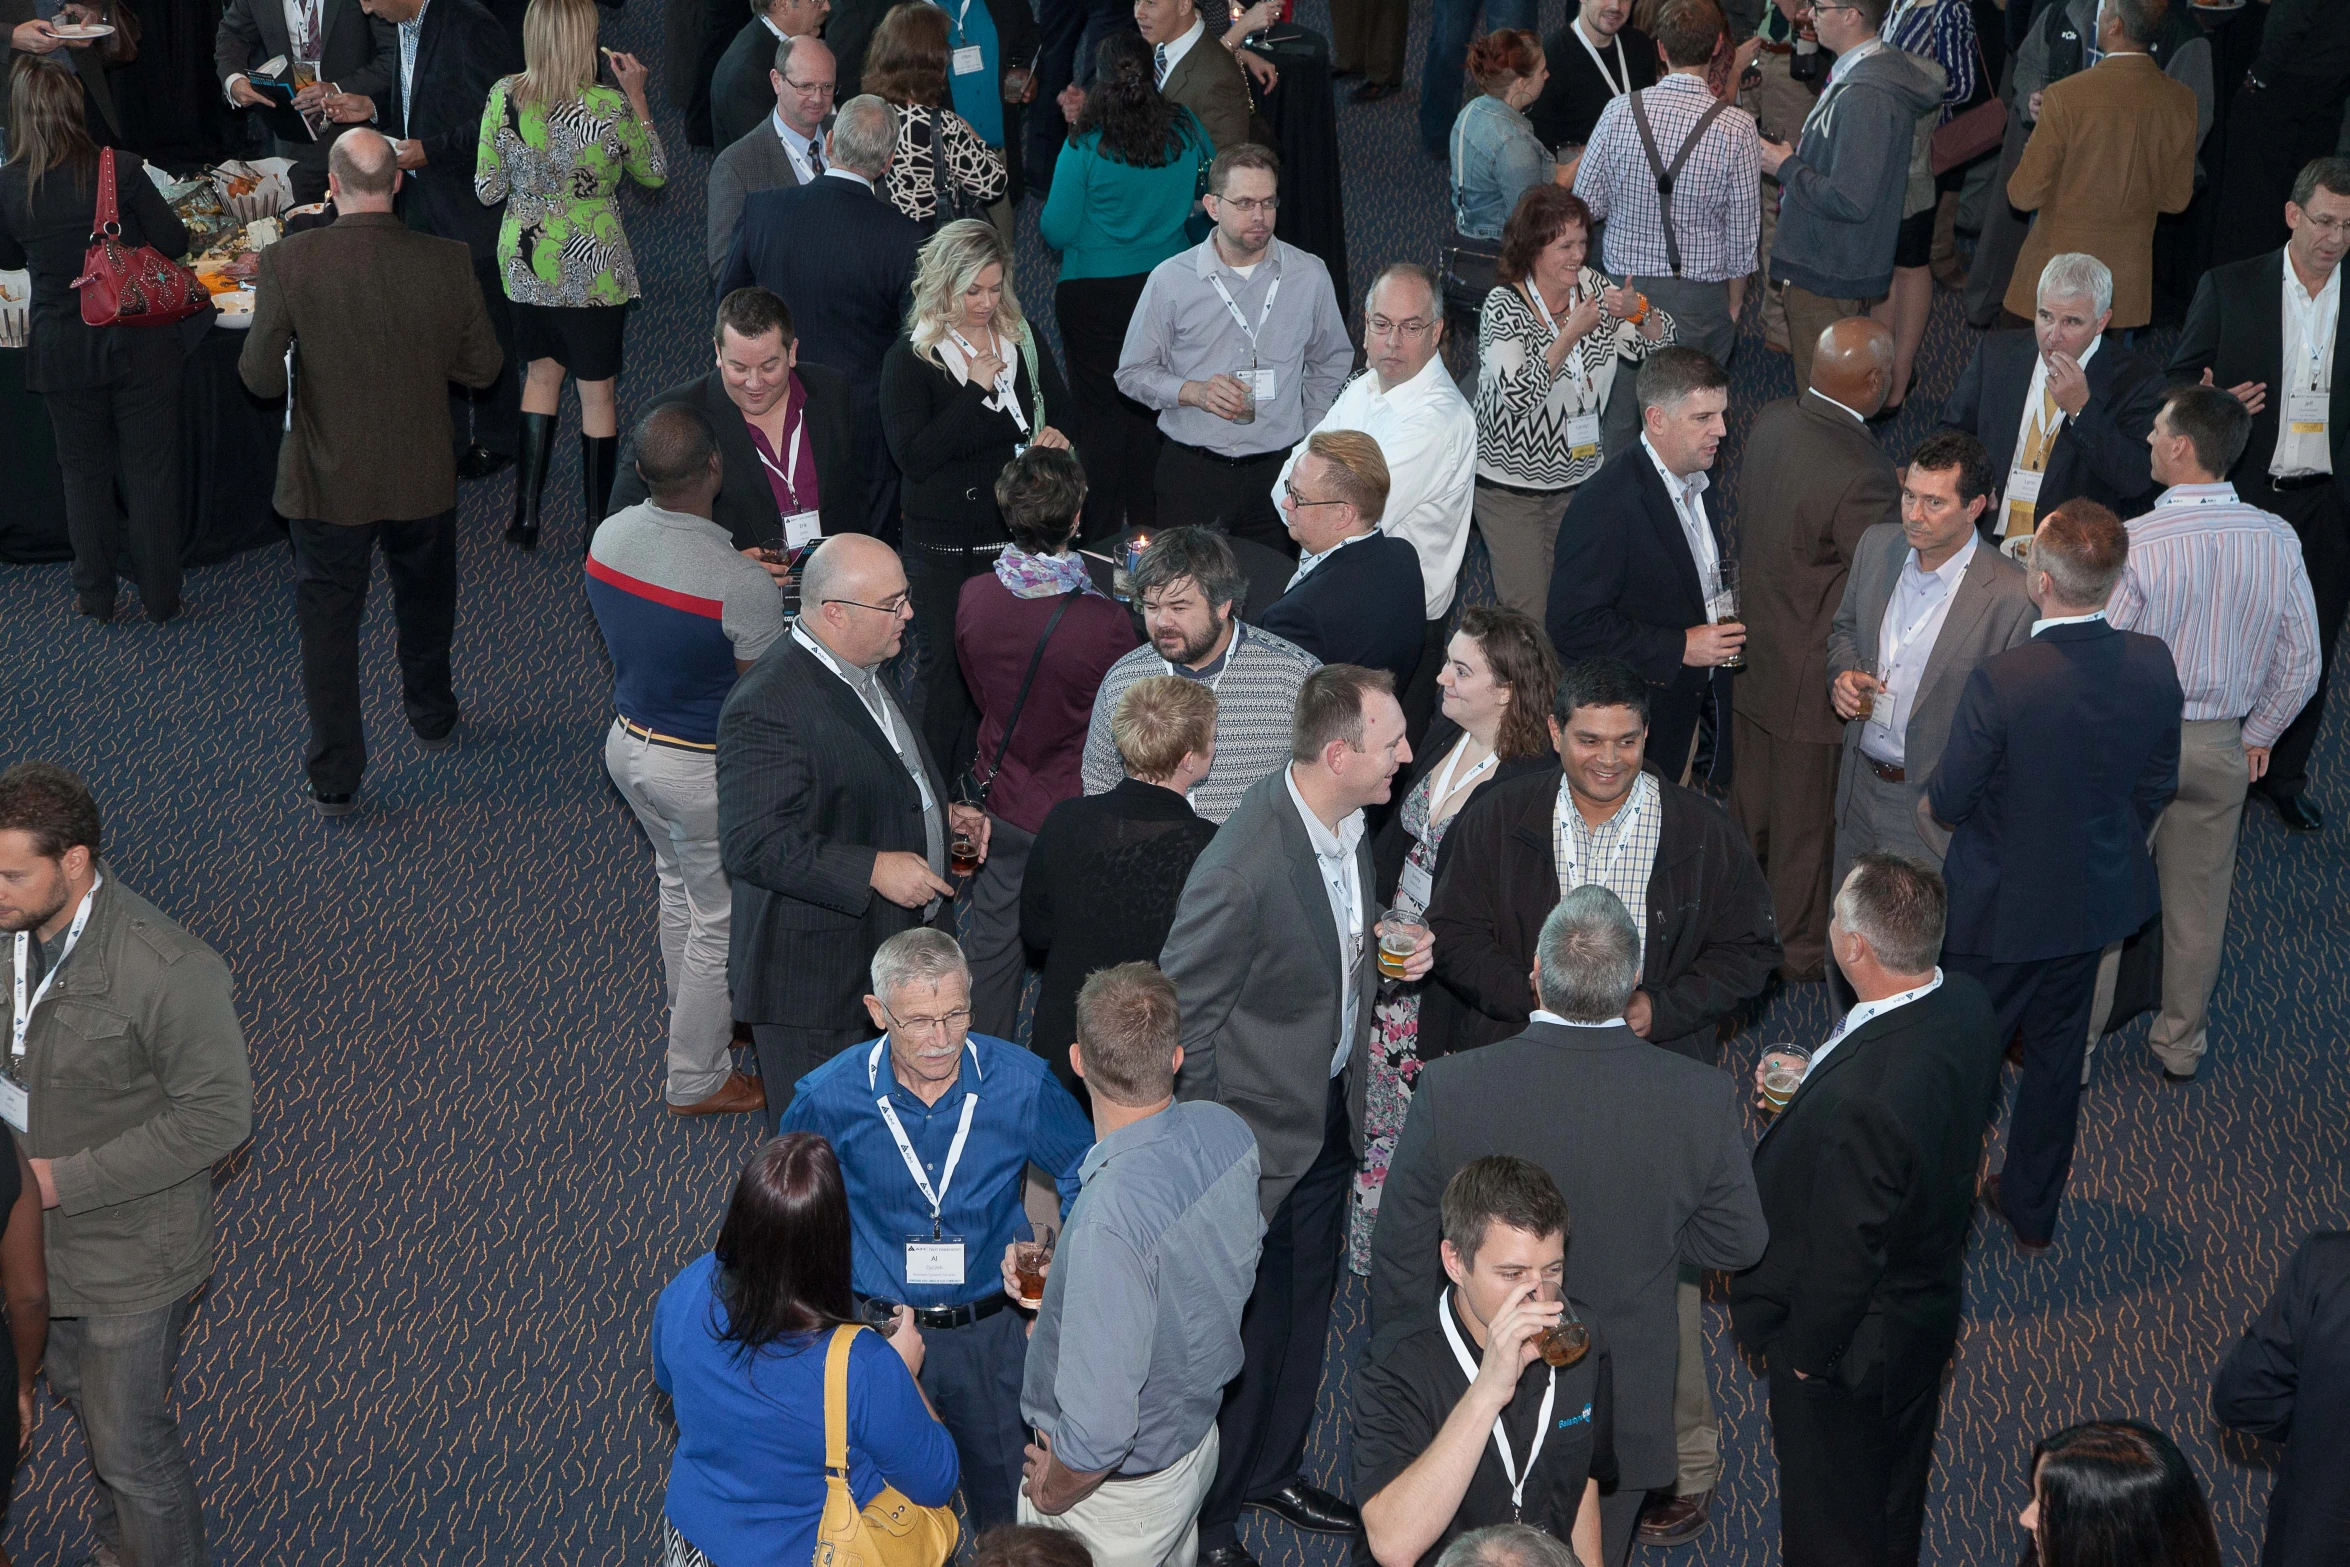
0 0 2340 1561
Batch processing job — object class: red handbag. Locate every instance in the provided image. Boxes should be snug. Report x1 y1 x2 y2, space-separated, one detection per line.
74 147 209 329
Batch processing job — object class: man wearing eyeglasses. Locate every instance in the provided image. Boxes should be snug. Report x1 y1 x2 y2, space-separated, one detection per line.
717 532 988 1128
707 33 836 278
778 926 1094 1534
1258 431 1429 689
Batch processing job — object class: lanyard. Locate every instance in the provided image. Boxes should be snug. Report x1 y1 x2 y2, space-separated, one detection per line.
1164 626 1242 692
1436 1290 1557 1517
868 1039 981 1238
793 624 915 770
11 875 99 1067
2288 275 2338 393
754 393 808 510
1208 267 1282 368
1424 736 1497 829
1569 18 1629 99
1523 281 1596 404
1556 781 1644 893
949 0 973 35
949 327 1031 440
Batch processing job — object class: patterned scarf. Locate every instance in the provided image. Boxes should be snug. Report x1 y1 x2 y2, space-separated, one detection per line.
994 546 1097 600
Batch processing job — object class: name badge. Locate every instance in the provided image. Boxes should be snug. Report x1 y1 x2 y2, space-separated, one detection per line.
1566 411 1602 460
0 1079 24 1137
2004 467 2043 534
2287 390 2330 437
906 1237 967 1285
784 509 823 548
1240 367 1277 402
1398 858 1435 911
952 44 985 74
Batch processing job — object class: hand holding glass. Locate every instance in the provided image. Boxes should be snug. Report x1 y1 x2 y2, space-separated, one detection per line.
1757 1045 1811 1116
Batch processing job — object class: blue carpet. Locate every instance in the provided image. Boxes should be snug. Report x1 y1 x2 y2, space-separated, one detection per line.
0 0 2341 1561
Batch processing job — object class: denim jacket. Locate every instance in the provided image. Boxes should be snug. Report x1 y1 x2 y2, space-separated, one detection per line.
1450 95 1553 242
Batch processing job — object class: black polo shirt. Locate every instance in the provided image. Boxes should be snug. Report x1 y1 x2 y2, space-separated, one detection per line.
1354 1291 1618 1567
1529 23 1660 152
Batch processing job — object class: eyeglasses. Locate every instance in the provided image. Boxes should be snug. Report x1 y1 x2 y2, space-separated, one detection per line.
823 593 912 615
883 1002 973 1037
1282 485 1348 509
783 76 836 95
1214 196 1280 215
2298 212 2350 238
1365 315 1433 339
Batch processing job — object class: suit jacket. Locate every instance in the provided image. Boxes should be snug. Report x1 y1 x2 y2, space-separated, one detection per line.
708 116 807 280
1940 330 2164 529
1255 533 1428 689
716 636 951 1029
381 0 519 258
1732 393 1901 747
1367 1020 1767 1492
2169 249 2350 500
238 212 502 525
215 0 400 166
2212 1231 2350 1567
1548 443 1727 705
1160 29 1251 152
604 365 862 545
2003 53 2195 329
1424 769 1782 1062
710 17 784 151
1926 620 2182 962
1826 527 2035 846
0 0 121 140
1163 768 1378 1219
1729 978 2003 1410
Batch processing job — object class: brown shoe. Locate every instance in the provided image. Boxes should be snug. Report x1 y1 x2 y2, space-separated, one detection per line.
671 1071 767 1117
1638 1490 1713 1546
1979 1173 2051 1257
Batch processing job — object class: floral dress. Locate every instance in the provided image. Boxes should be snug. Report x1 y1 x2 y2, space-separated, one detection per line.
475 78 668 308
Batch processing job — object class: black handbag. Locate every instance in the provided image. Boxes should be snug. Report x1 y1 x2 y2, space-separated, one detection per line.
954 587 1079 810
924 109 987 230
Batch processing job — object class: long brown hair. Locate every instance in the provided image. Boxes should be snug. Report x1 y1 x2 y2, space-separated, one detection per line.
4 56 98 197
710 1132 858 1357
1457 606 1562 762
861 1 951 108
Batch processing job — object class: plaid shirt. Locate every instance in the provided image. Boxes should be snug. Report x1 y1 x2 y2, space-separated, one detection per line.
1574 74 1760 283
1554 771 1664 966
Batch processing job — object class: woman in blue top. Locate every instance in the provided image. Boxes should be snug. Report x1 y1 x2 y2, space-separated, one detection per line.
1443 30 1564 375
653 1134 958 1567
1039 29 1213 538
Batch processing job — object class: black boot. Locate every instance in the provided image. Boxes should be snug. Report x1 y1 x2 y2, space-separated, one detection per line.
581 433 620 554
507 412 557 550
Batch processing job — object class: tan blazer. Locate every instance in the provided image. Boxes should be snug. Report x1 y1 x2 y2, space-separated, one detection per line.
2004 52 2195 329
1160 29 1252 152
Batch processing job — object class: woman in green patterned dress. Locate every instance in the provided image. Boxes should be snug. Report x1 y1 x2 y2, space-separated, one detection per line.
476 0 667 551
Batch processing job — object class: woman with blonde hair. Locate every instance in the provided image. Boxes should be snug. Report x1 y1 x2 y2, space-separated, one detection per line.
476 0 667 551
879 217 1072 772
860 1 1012 231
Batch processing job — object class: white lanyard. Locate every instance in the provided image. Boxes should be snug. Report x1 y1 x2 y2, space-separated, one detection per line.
1164 626 1242 693
11 876 99 1067
754 398 808 510
1425 736 1497 830
1436 1289 1557 1516
950 0 974 35
793 625 916 769
1557 783 1643 892
1569 18 1629 99
869 1039 980 1238
1523 281 1595 405
949 327 1031 440
1208 267 1282 368
2289 277 2337 393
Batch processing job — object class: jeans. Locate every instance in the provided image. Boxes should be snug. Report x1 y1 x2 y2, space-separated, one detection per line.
48 1297 207 1567
289 512 460 797
603 722 735 1104
1417 0 1537 155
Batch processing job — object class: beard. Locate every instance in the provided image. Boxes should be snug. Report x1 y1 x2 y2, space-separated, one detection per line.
1156 617 1225 667
0 882 66 936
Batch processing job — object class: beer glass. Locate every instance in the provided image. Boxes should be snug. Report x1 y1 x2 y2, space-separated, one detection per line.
1537 1301 1591 1367
1759 1044 1812 1117
1853 655 1879 722
1378 912 1426 981
1232 371 1257 425
950 831 981 878
1713 563 1745 671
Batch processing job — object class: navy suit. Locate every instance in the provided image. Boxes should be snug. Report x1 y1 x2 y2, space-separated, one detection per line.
2213 1231 2350 1567
1255 532 1427 688
1938 330 2164 533
1926 618 2182 1245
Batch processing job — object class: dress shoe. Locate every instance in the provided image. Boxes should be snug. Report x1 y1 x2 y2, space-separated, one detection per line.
1247 1481 1359 1534
1638 1489 1713 1546
308 787 357 817
1350 80 1398 102
72 594 114 622
415 721 461 753
2161 1067 2196 1084
456 443 514 481
2268 791 2324 832
1332 65 1364 80
1198 1547 1261 1567
671 1071 767 1117
1979 1174 2050 1256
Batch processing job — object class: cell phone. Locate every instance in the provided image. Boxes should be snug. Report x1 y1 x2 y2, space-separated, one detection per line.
1740 61 1763 90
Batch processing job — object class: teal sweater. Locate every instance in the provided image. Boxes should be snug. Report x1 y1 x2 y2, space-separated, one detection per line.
1039 116 1213 281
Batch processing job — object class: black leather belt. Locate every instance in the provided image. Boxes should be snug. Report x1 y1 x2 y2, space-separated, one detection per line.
1866 755 1907 783
1170 440 1283 469
2270 473 2335 492
906 1294 1010 1330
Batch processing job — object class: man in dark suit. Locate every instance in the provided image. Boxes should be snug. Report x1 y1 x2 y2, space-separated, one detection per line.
1548 348 1744 793
2212 1229 2350 1567
1372 884 1767 1561
1728 318 1900 982
2169 156 2350 834
716 532 990 1128
1939 252 2163 548
237 131 503 816
1257 431 1427 689
720 93 921 537
1924 500 2182 1253
1731 854 2003 1567
1160 665 1434 1567
216 0 399 204
606 288 863 552
707 36 833 279
703 0 828 149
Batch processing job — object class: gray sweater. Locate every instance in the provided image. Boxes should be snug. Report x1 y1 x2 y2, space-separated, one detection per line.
1079 624 1320 824
1769 44 1943 302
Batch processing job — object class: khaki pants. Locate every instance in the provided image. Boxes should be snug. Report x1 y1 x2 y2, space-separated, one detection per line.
1019 1426 1220 1567
2140 718 2249 1076
1474 480 1575 624
1781 283 1870 396
1674 1267 1720 1495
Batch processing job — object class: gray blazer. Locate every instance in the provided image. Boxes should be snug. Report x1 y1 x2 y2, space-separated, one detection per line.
708 118 806 280
1826 524 2034 849
1163 767 1378 1220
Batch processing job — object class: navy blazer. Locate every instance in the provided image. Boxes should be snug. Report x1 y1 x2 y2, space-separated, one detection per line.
1938 330 2164 531
716 174 923 414
2212 1231 2350 1567
1256 532 1427 688
1926 620 2182 963
383 0 521 259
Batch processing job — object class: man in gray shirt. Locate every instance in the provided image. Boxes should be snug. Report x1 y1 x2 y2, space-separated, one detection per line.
1116 142 1354 555
1014 962 1264 1567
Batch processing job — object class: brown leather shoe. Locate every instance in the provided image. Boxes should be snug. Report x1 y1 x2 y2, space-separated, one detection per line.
671 1071 767 1117
1979 1173 2050 1257
1638 1489 1713 1546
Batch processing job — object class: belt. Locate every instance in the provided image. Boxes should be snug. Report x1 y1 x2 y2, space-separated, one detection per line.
615 716 716 753
1478 476 1573 500
2269 472 2335 492
1100 1461 1173 1485
907 1294 1010 1329
1171 439 1283 468
1866 754 1906 784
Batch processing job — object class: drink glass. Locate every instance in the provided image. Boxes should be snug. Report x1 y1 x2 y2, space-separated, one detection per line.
1758 1044 1812 1117
950 832 981 878
1853 655 1878 722
1232 371 1257 425
1378 911 1426 981
1013 1228 1056 1307
1713 563 1745 671
1537 1303 1591 1367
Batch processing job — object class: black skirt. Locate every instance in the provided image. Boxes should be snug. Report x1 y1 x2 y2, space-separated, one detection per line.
1892 206 1935 269
511 300 630 379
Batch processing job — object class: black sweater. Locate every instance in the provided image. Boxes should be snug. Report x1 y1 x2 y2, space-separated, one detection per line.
0 157 194 392
878 328 1072 542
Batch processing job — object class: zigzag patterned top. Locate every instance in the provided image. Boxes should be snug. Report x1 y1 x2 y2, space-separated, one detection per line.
1474 271 1676 491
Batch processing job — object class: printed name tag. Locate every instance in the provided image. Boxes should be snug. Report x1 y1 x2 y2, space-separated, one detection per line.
0 1079 23 1136
906 1238 967 1285
2004 467 2043 534
784 509 822 548
1566 412 1602 460
952 44 985 74
2287 390 2330 437
1240 367 1277 402
1399 858 1435 910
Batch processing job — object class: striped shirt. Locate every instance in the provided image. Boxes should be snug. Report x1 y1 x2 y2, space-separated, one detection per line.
585 503 787 744
1883 0 1981 122
1554 770 1662 966
1080 625 1322 824
1574 73 1760 284
2105 483 2322 747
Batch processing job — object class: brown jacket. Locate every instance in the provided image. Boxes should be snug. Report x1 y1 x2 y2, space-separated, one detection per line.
2004 52 2195 329
1160 30 1252 152
238 210 502 524
1730 391 1900 747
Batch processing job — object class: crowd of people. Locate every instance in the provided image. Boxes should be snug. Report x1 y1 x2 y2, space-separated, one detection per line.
4 0 2350 1562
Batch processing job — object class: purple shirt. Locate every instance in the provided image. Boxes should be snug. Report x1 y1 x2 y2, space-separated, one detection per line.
744 374 820 519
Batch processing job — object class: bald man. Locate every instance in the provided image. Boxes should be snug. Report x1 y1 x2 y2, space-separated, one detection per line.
715 534 991 1125
1727 318 1901 981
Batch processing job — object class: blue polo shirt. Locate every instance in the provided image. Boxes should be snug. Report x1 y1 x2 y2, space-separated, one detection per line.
586 501 786 745
778 1033 1093 1309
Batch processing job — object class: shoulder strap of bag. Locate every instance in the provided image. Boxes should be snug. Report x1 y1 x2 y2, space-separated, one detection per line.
1015 324 1045 432
926 109 946 219
92 146 120 238
980 587 1080 789
823 1323 858 1477
1628 90 1731 278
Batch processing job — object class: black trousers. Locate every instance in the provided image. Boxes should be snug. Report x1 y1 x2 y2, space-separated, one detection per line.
902 523 1002 781
750 1022 868 1132
1946 947 2101 1247
2243 476 2349 805
1201 1076 1352 1548
1154 441 1292 557
1766 1365 1941 1567
43 353 185 616
1056 274 1161 541
289 513 460 796
1022 0 1132 192
912 1303 1031 1532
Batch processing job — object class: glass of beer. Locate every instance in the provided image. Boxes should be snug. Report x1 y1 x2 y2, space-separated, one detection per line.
1232 370 1257 425
1852 655 1878 722
1013 1229 1056 1308
1537 1303 1591 1368
1713 563 1745 671
1758 1044 1812 1117
950 831 981 878
1378 912 1427 982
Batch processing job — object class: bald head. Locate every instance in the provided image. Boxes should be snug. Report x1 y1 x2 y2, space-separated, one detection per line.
800 533 911 668
327 130 398 209
1808 317 1895 419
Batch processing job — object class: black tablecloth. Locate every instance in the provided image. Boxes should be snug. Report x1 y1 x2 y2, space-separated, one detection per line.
1255 25 1350 311
0 325 285 566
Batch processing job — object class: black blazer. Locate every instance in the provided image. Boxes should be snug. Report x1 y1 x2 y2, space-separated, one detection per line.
2169 249 2350 498
2212 1231 2350 1567
381 0 519 258
0 159 199 394
1927 620 2182 963
716 636 951 1029
1938 329 2164 530
214 0 399 162
1369 715 1554 903
1257 532 1428 689
710 17 784 152
1729 978 2003 1410
605 364 862 546
1547 444 1724 695
878 332 1071 532
717 174 923 416
1367 1019 1768 1492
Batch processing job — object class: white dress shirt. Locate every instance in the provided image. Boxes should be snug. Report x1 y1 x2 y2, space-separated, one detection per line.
225 0 329 102
1812 389 1868 425
1285 766 1366 1078
1642 435 1721 615
1156 17 1207 83
2031 609 2106 636
821 165 874 191
1285 528 1375 590
1811 969 1943 1075
1269 352 1478 618
1861 531 1979 767
2275 259 2341 479
1531 1008 1626 1029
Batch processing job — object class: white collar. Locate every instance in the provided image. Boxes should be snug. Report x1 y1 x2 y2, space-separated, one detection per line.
1833 969 1943 1049
1812 389 1869 425
1640 435 1709 501
1157 16 1207 76
761 12 786 38
1292 528 1375 577
2285 257 2343 309
820 165 874 191
1905 529 1978 586
2151 481 2240 510
1368 350 1451 408
1284 766 1365 861
1531 1008 1625 1029
2031 609 2107 636
1825 35 1885 87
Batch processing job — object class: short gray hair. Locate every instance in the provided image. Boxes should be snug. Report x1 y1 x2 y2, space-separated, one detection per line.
829 94 896 177
2036 252 2113 319
1833 854 1946 975
1363 261 1438 321
1533 885 1641 1022
1434 1525 1578 1567
869 927 969 1002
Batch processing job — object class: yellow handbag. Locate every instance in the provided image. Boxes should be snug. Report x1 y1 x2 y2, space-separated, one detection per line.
812 1325 960 1567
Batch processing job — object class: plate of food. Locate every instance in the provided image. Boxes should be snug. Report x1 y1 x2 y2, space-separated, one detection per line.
45 21 116 36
